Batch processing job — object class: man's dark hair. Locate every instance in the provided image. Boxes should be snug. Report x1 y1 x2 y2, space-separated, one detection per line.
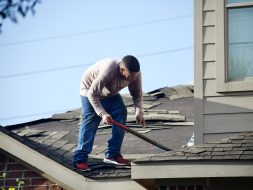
122 55 140 72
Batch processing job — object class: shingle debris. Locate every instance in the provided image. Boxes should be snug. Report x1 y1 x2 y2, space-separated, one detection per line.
148 85 193 100
90 85 193 133
51 85 194 135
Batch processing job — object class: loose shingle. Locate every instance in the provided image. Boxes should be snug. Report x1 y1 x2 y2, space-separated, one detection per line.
160 87 177 98
16 128 45 137
169 85 194 100
143 101 161 109
148 91 165 98
182 148 206 154
127 113 185 122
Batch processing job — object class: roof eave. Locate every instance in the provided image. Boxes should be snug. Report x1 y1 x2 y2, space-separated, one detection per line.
131 160 253 179
0 130 145 190
0 130 88 190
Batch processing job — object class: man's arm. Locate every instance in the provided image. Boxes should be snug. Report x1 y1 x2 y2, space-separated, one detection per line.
128 72 146 128
87 77 107 117
86 74 113 124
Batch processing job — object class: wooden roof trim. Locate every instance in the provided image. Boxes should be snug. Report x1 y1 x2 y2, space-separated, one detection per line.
0 130 88 190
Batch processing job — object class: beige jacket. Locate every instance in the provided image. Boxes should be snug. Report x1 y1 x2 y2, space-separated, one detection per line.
80 58 143 117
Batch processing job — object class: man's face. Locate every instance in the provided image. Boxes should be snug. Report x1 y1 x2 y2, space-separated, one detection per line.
120 67 139 81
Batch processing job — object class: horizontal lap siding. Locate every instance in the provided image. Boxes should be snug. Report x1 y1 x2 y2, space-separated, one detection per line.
204 61 215 79
204 113 253 133
203 11 215 26
204 96 253 114
201 0 253 142
203 44 215 62
203 0 214 11
204 80 221 97
203 27 215 44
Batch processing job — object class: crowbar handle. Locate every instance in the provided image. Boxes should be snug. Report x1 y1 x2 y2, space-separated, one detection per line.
111 120 172 151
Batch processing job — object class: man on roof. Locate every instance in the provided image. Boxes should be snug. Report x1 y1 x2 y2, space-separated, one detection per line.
72 55 146 171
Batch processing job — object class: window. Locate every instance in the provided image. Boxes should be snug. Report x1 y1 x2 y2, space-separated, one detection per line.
216 0 253 92
227 1 253 82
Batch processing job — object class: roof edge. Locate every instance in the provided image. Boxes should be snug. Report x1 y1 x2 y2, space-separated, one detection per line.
4 118 54 129
131 160 253 179
0 128 88 190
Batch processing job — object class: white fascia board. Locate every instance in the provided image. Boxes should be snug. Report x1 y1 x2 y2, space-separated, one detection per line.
132 161 253 179
0 131 88 190
86 178 146 190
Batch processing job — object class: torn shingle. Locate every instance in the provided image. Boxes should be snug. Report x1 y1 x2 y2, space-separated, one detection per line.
127 113 185 123
169 85 194 100
148 91 165 98
181 148 206 154
143 101 161 109
15 128 45 137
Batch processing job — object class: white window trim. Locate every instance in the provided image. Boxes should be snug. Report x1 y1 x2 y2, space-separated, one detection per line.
216 0 253 92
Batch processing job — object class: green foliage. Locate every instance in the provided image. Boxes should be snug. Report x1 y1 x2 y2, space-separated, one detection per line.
0 172 25 190
0 172 7 178
0 0 42 33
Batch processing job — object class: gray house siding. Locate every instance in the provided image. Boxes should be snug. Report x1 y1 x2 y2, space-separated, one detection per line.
194 0 253 143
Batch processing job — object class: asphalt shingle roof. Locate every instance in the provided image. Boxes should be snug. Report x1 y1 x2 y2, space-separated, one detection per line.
1 85 194 179
134 132 253 163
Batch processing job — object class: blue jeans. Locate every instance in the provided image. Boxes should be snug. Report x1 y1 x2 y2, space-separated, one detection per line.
72 94 127 164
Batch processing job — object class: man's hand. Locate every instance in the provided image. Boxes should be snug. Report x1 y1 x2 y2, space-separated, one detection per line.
136 113 146 128
102 114 113 124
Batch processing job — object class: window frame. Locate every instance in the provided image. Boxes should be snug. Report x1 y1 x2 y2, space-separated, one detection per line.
216 0 253 92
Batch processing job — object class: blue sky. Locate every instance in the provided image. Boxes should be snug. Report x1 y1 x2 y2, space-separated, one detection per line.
0 0 193 126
